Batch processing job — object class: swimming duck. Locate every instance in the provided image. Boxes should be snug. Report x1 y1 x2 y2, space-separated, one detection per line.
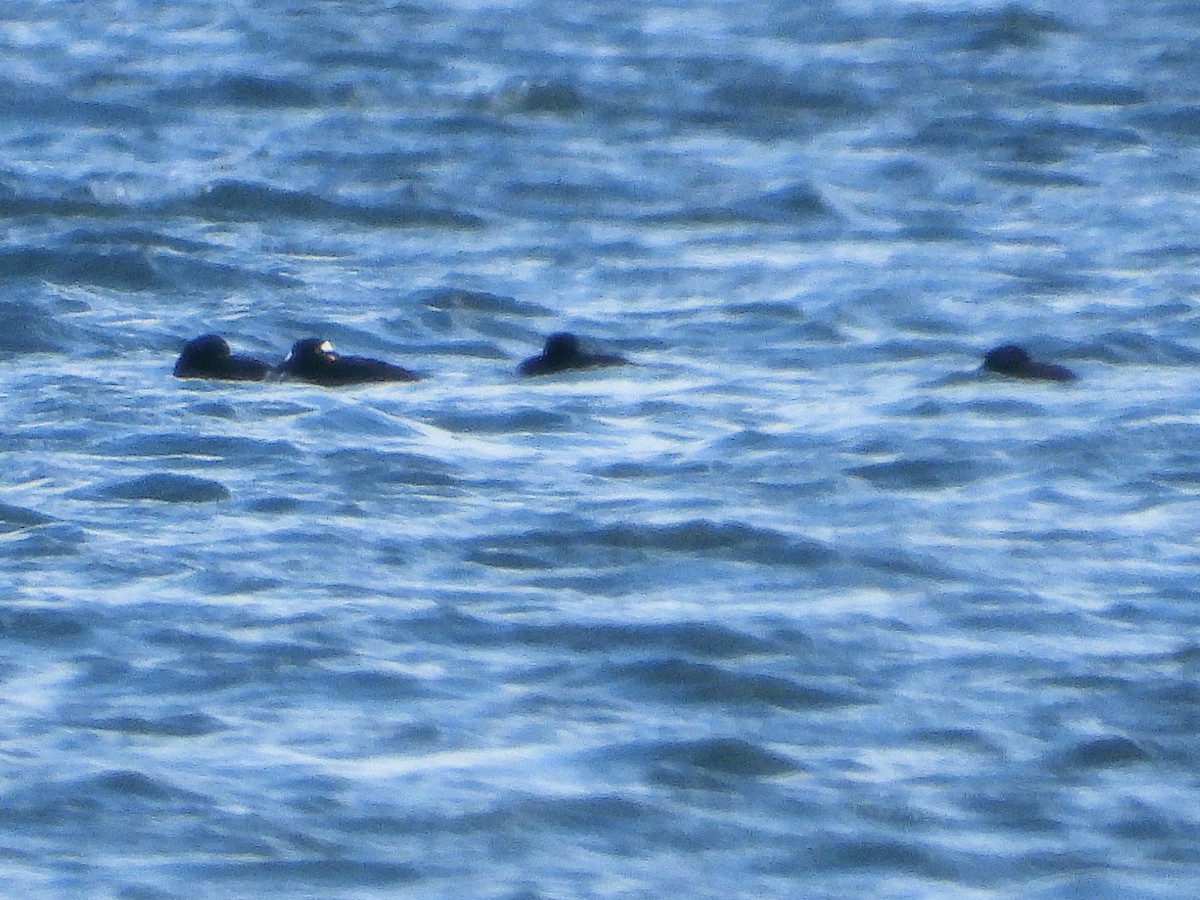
173 334 271 381
982 344 1077 382
278 338 419 386
518 332 627 377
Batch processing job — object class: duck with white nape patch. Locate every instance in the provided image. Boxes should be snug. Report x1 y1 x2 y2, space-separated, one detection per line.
277 337 420 386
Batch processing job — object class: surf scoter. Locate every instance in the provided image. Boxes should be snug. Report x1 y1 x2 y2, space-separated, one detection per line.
518 332 627 377
278 337 419 386
173 334 271 381
982 344 1077 382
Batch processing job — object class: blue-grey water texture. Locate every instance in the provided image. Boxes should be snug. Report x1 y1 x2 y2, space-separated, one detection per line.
3 1 1200 897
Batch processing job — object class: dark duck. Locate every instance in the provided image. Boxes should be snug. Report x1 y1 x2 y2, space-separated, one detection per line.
982 344 1077 382
174 334 271 381
518 332 627 377
278 338 419 386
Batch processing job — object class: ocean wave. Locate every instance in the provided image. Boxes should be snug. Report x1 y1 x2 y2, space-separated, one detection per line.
180 860 420 892
82 712 226 738
165 180 486 228
1128 103 1200 140
902 4 1069 51
429 407 572 434
1034 81 1147 107
0 245 164 291
0 502 57 532
0 606 89 643
481 77 587 116
0 298 75 352
82 473 231 503
0 228 298 293
613 657 867 711
632 736 802 784
846 456 993 491
687 62 873 139
0 83 152 127
912 112 1141 162
984 165 1093 188
155 73 331 109
806 836 958 880
646 181 838 229
467 519 838 570
0 186 126 219
1048 735 1152 772
96 433 300 462
705 68 871 118
323 447 465 491
1079 331 1200 365
0 522 87 561
511 620 776 659
26 769 198 809
3 1 1199 895
412 286 552 342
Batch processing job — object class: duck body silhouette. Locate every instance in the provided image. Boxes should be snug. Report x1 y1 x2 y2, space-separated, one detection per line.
174 334 271 381
982 344 1077 382
278 338 419 386
518 332 627 377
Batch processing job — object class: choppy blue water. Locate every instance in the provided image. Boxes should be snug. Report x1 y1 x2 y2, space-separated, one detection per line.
3 0 1200 896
